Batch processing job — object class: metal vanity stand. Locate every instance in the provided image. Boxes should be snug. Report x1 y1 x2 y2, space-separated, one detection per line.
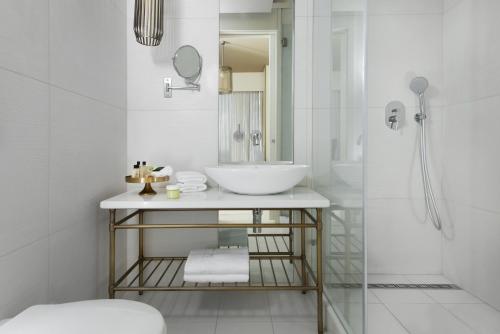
100 187 330 334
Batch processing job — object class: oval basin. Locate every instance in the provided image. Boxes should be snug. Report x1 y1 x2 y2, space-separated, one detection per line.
205 165 310 195
331 161 362 189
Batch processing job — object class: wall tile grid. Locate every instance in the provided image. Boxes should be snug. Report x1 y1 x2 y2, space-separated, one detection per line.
366 1 445 275
0 0 127 317
442 0 500 310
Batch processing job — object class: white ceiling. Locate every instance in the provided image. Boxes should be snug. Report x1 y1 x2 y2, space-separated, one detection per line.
220 35 269 72
220 0 273 14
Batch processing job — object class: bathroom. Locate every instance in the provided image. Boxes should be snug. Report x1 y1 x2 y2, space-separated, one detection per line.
0 0 499 333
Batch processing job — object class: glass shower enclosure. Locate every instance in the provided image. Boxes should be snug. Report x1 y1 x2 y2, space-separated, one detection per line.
311 0 367 333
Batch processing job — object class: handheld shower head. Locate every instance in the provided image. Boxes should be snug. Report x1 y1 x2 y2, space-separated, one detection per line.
410 76 429 96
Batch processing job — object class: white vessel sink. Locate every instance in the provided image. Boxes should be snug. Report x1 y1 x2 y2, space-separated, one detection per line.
205 165 309 195
332 161 362 189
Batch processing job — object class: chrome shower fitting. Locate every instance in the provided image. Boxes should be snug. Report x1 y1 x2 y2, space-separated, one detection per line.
385 101 405 131
410 76 429 123
410 76 442 231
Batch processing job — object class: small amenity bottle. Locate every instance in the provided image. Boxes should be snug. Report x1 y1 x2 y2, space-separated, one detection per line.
140 161 147 178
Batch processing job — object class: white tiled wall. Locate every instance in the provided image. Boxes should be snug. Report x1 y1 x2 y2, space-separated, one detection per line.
366 0 444 274
126 0 315 259
367 0 500 310
126 0 220 258
442 0 500 310
0 0 126 317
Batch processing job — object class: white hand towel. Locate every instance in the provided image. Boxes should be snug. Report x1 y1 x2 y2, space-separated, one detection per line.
151 166 173 177
184 273 249 283
177 183 207 193
176 171 207 184
184 248 249 277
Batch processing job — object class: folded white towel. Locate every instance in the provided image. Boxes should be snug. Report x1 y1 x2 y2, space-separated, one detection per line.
176 171 207 184
184 248 249 277
151 166 173 177
184 273 249 283
177 183 207 193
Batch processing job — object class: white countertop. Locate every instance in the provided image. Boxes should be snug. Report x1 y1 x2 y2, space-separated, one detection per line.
100 187 330 210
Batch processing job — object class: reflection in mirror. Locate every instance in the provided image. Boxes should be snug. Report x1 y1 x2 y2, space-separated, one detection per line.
218 0 294 163
173 45 202 82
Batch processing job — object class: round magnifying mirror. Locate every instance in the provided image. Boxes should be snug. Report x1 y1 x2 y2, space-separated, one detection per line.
172 45 202 82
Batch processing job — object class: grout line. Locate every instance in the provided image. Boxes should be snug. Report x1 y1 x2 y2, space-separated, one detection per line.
378 303 412 334
436 303 479 333
0 235 51 260
443 1 463 14
368 11 444 17
47 0 52 302
268 292 277 334
445 93 500 108
127 108 218 112
0 65 125 111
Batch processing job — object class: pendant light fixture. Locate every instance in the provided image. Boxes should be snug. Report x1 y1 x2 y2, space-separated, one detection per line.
219 41 233 94
134 0 164 46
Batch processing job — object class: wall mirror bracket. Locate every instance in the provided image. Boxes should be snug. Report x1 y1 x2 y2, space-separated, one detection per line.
164 78 200 98
164 45 202 98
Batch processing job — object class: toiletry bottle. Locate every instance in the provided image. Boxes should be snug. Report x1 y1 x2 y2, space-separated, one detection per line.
133 164 140 178
141 161 147 178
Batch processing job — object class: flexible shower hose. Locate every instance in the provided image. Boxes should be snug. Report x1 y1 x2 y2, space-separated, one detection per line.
417 110 442 231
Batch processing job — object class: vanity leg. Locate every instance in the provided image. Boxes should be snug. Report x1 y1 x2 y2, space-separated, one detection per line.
108 209 116 299
301 209 308 294
289 210 293 263
138 210 144 295
316 208 324 334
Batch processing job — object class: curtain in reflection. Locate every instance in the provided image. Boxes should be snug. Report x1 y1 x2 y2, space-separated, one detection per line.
219 92 263 162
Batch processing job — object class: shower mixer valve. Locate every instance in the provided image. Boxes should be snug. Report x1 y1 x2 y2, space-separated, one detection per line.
385 101 405 131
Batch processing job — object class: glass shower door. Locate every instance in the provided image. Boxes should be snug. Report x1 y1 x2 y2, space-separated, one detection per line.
311 0 367 333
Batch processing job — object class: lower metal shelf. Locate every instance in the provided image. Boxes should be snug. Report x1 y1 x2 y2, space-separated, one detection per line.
114 256 317 292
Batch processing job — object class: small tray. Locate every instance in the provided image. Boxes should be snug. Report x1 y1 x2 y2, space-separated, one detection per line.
125 175 169 195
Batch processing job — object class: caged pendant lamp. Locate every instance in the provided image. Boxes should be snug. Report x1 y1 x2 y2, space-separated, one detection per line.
219 41 233 94
134 0 164 46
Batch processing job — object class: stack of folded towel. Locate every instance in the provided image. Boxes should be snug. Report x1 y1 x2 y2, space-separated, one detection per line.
175 171 208 193
184 248 249 283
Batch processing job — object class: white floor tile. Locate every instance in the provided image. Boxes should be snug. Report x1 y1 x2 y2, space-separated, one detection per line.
216 321 273 334
368 274 411 284
424 290 483 304
327 287 364 305
368 290 382 304
367 304 409 334
273 321 317 334
404 275 452 285
166 320 216 334
125 291 220 320
386 303 475 334
217 292 271 322
268 291 316 322
372 289 435 304
443 303 500 334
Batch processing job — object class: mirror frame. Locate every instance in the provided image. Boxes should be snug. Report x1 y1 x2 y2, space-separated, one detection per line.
172 45 203 83
217 1 295 164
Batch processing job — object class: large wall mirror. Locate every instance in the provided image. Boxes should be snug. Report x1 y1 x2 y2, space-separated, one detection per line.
218 0 294 163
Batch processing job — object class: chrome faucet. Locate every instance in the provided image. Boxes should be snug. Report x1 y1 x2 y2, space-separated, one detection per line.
388 114 398 130
250 130 262 146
